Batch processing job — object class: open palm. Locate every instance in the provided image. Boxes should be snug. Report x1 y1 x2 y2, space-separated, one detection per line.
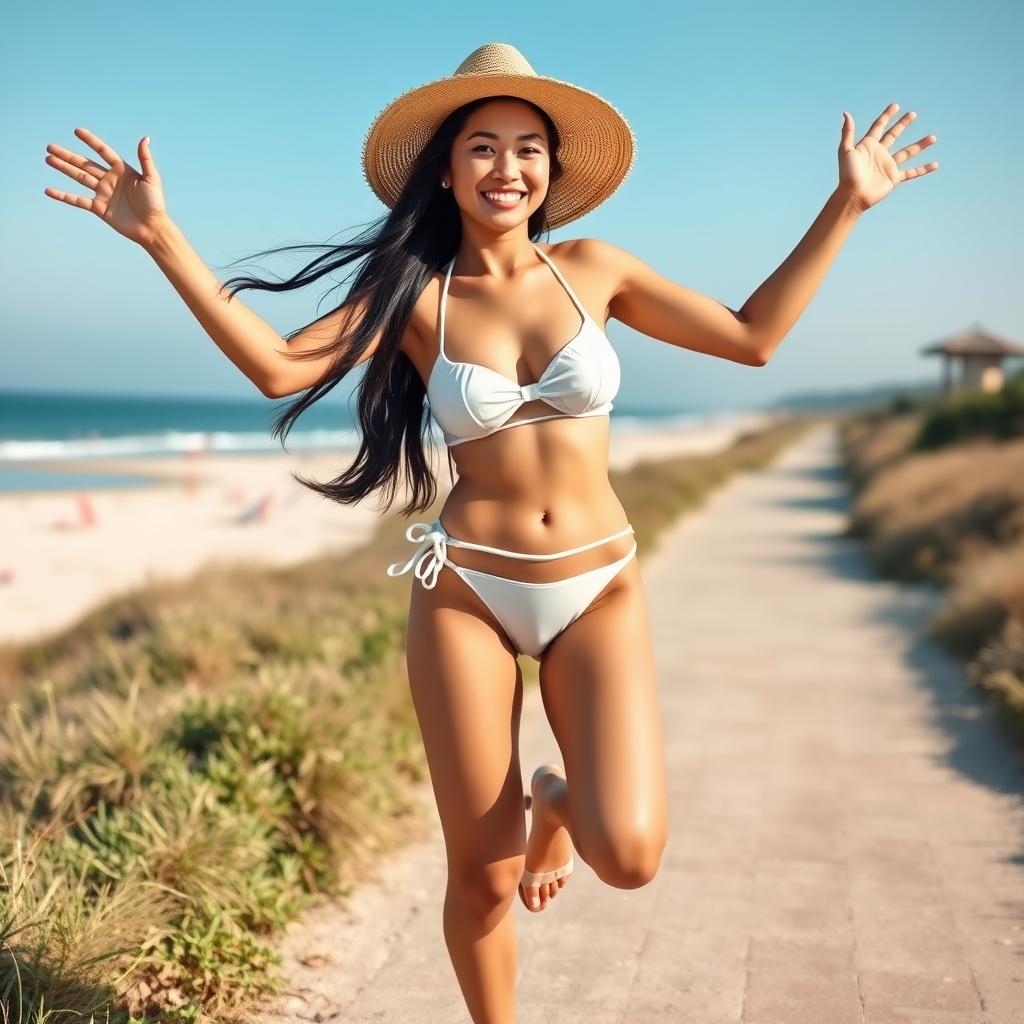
839 103 939 213
44 127 167 247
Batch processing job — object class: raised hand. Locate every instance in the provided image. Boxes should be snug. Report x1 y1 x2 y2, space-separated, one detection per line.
838 103 939 214
44 128 169 247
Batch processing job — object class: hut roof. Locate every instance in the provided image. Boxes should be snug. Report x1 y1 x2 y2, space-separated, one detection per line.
921 325 1024 356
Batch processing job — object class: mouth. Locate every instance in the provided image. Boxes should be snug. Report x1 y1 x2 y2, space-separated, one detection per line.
480 189 528 209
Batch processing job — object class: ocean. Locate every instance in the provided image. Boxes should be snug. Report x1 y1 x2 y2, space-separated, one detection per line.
0 388 733 494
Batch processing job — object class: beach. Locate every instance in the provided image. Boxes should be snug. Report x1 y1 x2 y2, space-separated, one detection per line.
0 411 775 646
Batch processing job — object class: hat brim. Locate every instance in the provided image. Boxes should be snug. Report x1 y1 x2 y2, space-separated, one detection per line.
362 72 636 231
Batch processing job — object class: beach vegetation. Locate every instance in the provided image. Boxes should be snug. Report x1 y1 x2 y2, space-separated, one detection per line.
839 367 1024 741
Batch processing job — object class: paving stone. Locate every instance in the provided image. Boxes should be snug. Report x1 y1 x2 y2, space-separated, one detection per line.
519 1007 623 1024
858 969 982 1019
742 936 861 1024
751 858 852 941
621 925 748 1018
850 893 971 975
649 869 756 934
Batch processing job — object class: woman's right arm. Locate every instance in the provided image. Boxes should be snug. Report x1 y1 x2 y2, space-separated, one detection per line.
145 219 399 399
45 127 377 399
143 218 294 398
145 220 395 399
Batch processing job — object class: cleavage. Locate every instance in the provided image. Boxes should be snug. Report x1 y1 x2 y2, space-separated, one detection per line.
447 302 586 384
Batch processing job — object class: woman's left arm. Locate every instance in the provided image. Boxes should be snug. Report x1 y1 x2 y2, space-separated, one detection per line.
740 102 939 363
597 102 939 367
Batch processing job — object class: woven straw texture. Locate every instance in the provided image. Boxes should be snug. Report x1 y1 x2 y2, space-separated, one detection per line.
361 43 636 230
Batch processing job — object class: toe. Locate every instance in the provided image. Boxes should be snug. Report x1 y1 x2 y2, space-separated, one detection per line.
521 883 541 911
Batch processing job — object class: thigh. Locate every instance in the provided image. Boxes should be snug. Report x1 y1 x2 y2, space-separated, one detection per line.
405 568 527 893
537 559 669 872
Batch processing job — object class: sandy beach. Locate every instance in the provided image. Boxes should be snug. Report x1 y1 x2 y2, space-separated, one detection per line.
0 411 775 646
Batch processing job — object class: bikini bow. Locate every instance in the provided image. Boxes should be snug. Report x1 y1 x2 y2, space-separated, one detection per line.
385 520 447 589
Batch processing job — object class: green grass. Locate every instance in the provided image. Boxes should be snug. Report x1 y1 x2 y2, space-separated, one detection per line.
0 414 813 1024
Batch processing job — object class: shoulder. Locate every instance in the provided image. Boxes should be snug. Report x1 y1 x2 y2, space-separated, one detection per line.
539 236 626 272
536 237 631 297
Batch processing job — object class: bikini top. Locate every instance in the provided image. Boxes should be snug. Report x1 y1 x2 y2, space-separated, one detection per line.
426 244 621 448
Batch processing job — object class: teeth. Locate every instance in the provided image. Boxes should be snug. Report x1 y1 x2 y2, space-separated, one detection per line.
483 191 524 202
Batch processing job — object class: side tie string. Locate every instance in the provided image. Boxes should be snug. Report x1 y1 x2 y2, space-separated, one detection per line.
385 520 447 589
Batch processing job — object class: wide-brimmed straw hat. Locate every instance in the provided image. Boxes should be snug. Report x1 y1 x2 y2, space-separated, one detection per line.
361 42 636 230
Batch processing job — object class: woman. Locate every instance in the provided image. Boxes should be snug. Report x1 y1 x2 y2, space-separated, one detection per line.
44 41 937 1023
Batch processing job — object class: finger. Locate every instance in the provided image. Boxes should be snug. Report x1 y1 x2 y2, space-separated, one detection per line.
42 185 95 212
138 135 158 180
893 133 938 164
45 142 108 178
73 126 124 172
45 151 101 190
899 161 939 182
867 102 900 141
840 111 855 153
880 110 916 147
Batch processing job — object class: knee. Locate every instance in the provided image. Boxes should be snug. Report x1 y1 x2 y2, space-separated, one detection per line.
585 828 666 890
446 859 521 915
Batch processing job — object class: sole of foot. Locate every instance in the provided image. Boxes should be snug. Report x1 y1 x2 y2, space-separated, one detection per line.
519 763 574 913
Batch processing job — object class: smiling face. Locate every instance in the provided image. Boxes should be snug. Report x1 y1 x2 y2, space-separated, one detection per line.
446 98 552 228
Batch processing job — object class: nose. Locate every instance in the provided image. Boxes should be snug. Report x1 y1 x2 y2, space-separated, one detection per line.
493 150 520 178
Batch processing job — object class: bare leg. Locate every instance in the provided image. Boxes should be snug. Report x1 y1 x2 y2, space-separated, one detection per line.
533 559 669 900
406 570 528 1023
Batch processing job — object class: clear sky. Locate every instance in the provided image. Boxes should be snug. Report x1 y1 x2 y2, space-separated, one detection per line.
4 0 1021 412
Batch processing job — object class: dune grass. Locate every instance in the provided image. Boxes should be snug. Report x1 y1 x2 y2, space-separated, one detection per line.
0 414 813 1024
838 387 1024 743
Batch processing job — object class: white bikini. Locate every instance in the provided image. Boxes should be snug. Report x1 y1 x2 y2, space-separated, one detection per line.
387 244 638 660
427 244 621 447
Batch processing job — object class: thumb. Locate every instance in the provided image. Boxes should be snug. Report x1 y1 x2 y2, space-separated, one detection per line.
839 112 854 153
138 135 158 178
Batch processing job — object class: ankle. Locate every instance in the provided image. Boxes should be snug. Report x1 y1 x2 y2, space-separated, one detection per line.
537 774 568 830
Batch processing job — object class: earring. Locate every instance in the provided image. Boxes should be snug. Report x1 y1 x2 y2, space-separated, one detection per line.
441 179 450 189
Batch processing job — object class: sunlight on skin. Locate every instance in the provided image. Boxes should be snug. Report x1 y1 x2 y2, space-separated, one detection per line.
837 102 939 214
519 767 573 913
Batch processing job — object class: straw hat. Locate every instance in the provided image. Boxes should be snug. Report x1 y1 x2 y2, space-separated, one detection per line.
361 42 636 230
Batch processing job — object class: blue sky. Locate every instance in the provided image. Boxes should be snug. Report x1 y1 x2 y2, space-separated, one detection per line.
4 0 1021 413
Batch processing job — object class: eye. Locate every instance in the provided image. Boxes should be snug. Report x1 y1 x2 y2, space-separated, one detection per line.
471 145 542 155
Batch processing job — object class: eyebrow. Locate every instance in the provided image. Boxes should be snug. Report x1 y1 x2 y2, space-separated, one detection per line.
466 130 545 143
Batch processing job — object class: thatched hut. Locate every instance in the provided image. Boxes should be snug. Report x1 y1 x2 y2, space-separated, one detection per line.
921 325 1024 396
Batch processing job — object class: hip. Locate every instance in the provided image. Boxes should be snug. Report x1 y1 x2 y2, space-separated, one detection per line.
437 488 633 581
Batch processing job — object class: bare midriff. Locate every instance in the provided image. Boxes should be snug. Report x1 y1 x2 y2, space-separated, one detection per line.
437 411 633 583
400 242 632 583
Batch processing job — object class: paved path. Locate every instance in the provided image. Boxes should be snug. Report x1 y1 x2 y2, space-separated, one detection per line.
250 422 1024 1023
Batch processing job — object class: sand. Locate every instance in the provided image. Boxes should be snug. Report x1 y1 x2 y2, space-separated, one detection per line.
0 412 775 646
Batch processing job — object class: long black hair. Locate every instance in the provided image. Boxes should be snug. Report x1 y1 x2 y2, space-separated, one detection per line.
217 96 564 516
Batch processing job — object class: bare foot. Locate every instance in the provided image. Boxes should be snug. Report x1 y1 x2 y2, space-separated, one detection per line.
519 765 574 913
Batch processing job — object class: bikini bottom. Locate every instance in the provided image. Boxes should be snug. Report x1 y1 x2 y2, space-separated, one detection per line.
386 517 638 660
